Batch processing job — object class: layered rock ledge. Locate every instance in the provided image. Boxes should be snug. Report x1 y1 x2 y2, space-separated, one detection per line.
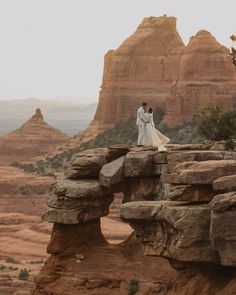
121 151 236 268
33 144 236 294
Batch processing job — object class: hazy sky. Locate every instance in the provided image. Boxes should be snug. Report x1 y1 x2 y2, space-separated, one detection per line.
0 0 235 103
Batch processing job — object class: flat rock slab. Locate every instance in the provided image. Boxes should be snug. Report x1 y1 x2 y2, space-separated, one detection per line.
65 148 109 179
42 178 113 224
167 144 207 151
167 151 224 173
209 191 236 212
124 151 155 177
47 178 112 210
213 175 236 192
121 200 190 220
99 156 124 187
167 184 215 202
162 160 236 185
121 201 217 263
42 205 111 224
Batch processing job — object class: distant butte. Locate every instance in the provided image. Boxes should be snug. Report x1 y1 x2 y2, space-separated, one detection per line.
0 108 70 164
78 16 236 142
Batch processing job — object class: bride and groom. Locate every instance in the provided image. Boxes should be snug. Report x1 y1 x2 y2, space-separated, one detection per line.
136 102 170 151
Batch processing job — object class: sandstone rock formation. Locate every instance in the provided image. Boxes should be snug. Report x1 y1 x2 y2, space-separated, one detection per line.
78 16 236 142
0 108 70 164
33 145 177 294
87 16 185 135
121 147 236 293
163 30 236 125
33 144 236 294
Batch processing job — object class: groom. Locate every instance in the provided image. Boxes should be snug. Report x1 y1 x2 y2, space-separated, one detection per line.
136 102 148 147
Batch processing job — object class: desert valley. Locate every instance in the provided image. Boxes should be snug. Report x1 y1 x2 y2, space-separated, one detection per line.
0 13 236 295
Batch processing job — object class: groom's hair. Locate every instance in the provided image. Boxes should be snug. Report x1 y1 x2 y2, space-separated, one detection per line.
142 102 147 107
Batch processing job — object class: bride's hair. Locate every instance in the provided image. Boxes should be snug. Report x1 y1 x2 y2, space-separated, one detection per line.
148 107 153 113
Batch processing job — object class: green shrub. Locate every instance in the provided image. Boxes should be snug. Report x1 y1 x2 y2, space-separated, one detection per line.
6 257 20 264
225 139 236 151
0 265 18 272
129 279 139 295
18 269 30 281
195 103 236 141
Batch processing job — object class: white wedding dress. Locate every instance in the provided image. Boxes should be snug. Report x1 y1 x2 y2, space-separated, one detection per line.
144 113 170 151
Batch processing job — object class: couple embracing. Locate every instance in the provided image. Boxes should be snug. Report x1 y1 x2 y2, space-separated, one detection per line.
136 102 170 151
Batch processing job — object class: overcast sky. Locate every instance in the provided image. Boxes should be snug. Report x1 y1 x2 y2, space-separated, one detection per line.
0 0 235 103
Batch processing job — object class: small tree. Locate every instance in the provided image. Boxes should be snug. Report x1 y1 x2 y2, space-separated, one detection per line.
230 34 236 69
195 103 236 141
153 107 165 125
18 269 30 281
128 279 139 295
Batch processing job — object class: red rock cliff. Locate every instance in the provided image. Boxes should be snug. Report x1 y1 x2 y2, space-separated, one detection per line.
86 16 185 137
163 30 236 125
81 16 236 140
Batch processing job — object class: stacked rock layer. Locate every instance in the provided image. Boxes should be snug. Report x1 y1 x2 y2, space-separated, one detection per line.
121 150 236 267
34 144 236 294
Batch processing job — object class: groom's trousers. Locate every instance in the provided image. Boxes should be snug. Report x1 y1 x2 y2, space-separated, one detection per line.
137 124 145 146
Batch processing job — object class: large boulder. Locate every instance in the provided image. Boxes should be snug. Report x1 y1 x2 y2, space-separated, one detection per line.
99 156 125 187
121 201 218 263
167 184 215 202
65 148 109 179
42 178 113 224
167 151 224 173
162 160 236 185
210 192 236 266
213 175 236 192
124 151 155 177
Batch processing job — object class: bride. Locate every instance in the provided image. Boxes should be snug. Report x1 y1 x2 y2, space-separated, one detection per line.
144 107 170 151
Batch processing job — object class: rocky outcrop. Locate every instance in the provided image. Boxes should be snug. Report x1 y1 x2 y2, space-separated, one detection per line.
86 16 185 136
33 145 177 295
121 149 236 269
78 16 236 141
0 108 70 164
33 145 236 294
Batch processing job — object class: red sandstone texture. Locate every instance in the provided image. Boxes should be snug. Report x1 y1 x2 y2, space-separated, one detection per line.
79 16 236 141
0 108 70 165
0 166 53 215
33 223 177 295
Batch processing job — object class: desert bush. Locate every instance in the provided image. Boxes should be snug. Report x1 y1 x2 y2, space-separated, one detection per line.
230 34 236 69
18 269 30 281
195 103 236 141
6 257 20 264
225 139 236 151
128 279 139 295
29 259 44 264
0 265 18 272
